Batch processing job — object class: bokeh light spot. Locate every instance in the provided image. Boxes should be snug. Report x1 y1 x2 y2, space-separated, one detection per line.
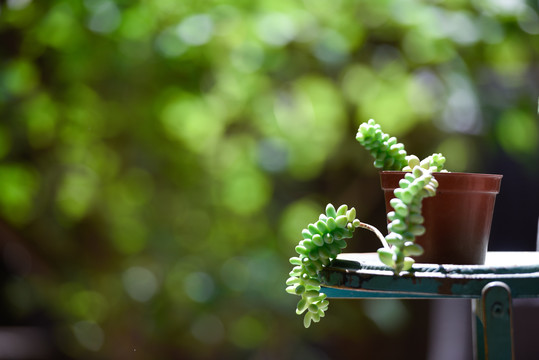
160 93 223 153
230 42 265 73
441 88 481 134
221 170 272 215
122 266 159 302
312 29 349 64
437 137 474 172
279 199 324 245
485 36 528 79
184 271 215 303
256 13 296 46
23 93 58 148
69 290 108 322
437 73 481 134
119 5 156 40
177 14 214 46
55 167 98 220
475 0 526 16
443 11 480 45
257 138 289 173
407 69 444 117
496 109 538 156
86 0 121 34
478 15 505 43
0 164 39 224
357 75 417 136
7 0 32 10
72 321 104 352
340 64 377 105
517 6 539 34
155 27 188 58
274 76 347 179
2 59 39 96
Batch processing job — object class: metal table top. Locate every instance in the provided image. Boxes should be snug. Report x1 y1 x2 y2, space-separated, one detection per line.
320 252 539 299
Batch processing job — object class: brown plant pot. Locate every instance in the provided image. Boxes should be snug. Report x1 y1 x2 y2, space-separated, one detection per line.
380 171 503 265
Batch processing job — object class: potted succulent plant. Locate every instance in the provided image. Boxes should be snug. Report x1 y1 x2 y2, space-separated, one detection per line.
285 119 502 328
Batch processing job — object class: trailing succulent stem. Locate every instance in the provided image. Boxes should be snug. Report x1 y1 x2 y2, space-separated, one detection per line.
356 119 447 174
286 119 448 327
356 119 447 273
378 165 439 273
356 119 408 170
286 204 388 328
402 154 446 173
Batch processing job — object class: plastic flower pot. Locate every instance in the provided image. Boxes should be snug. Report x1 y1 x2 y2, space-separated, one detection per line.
380 171 503 265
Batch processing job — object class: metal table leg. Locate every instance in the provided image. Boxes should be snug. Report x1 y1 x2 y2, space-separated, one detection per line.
473 281 514 360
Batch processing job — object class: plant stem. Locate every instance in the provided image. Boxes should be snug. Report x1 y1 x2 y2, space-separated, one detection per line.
357 221 390 249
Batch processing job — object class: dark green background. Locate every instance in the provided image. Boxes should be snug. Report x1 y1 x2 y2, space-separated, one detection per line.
1 1 538 359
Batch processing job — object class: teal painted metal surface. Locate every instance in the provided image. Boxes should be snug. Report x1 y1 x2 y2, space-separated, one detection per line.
319 252 538 359
480 282 514 360
320 252 539 299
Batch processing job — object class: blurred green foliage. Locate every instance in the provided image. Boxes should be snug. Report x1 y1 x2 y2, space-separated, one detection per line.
1 0 538 358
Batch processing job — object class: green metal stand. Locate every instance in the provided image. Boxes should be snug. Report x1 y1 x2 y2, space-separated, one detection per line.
320 252 539 359
473 282 514 360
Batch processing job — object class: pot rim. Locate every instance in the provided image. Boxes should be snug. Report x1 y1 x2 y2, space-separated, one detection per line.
379 170 503 177
380 171 503 193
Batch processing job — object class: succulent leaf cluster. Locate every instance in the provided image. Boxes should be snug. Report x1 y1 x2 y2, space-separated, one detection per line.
355 120 447 272
286 204 359 328
402 153 447 173
286 119 449 327
379 166 439 273
356 119 408 170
